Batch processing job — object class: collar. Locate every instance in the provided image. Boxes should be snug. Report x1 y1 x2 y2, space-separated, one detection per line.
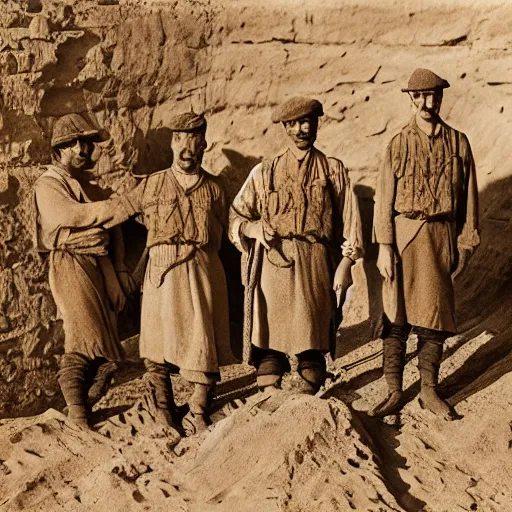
171 162 201 176
409 115 444 139
169 165 205 194
47 165 84 201
287 143 313 162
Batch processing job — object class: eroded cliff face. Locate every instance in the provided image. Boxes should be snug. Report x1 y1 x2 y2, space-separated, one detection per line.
0 0 511 417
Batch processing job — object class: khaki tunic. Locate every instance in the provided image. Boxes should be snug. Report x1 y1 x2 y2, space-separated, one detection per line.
34 166 134 360
125 167 233 382
229 146 363 358
373 118 480 332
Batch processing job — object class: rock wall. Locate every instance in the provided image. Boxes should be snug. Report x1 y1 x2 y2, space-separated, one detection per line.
1 0 511 417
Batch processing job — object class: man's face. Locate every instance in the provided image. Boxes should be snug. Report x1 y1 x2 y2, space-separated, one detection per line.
283 116 318 150
171 131 206 173
409 90 443 122
58 138 93 172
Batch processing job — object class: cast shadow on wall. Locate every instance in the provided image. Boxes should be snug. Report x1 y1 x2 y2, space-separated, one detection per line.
441 173 512 405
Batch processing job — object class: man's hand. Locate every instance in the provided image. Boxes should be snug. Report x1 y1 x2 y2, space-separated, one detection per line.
117 270 138 296
333 257 353 293
451 247 472 282
243 220 277 250
377 243 395 281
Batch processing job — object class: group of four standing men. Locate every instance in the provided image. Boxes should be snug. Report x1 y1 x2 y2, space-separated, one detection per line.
34 68 479 432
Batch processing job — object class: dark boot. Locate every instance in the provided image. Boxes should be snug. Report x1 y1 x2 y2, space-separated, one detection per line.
144 359 180 429
184 382 216 435
87 359 118 408
297 350 327 394
253 346 288 392
59 353 90 429
416 329 453 418
369 323 410 418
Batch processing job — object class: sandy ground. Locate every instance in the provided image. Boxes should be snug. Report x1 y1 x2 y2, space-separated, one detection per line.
0 322 511 512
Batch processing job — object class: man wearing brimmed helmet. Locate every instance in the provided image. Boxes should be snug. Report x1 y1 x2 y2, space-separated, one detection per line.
229 97 363 395
34 113 137 429
370 69 480 419
122 112 233 434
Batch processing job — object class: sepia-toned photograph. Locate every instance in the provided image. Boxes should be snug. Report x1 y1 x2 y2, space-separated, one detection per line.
0 0 510 510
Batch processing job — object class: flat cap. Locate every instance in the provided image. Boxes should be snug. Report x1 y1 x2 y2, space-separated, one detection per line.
271 97 324 123
168 111 207 132
401 68 450 92
51 113 100 148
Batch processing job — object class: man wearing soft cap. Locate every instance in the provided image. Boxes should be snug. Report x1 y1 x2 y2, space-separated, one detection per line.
230 97 363 394
34 113 137 429
370 68 480 419
124 112 233 433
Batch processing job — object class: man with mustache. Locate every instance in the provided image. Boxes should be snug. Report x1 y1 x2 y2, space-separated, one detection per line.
370 69 480 419
124 112 233 433
230 97 363 394
34 113 138 429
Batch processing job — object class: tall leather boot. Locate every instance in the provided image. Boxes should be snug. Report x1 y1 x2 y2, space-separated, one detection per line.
59 353 90 429
416 328 453 418
369 323 410 417
144 359 179 428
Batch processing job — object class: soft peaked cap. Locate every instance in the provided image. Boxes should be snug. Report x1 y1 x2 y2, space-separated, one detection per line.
401 68 450 92
168 112 207 132
271 97 324 123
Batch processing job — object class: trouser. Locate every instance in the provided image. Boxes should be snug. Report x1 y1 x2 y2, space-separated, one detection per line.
252 345 327 391
144 359 217 416
381 322 450 390
59 353 116 408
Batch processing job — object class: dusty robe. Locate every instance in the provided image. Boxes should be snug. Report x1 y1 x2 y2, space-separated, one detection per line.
34 165 135 360
229 146 363 360
124 167 232 384
373 117 480 332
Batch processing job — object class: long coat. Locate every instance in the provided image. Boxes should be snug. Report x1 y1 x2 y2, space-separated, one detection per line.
373 118 480 332
34 166 134 359
124 167 233 384
229 146 363 360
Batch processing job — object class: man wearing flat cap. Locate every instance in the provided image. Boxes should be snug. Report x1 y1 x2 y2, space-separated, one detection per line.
34 113 138 429
230 97 363 394
370 68 480 419
123 111 233 433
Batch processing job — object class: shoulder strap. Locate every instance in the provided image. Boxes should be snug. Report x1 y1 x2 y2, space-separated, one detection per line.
142 172 166 205
450 128 460 157
264 156 279 193
397 131 409 177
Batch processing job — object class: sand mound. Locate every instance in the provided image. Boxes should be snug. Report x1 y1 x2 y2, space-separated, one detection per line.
0 392 401 512
1 365 511 511
184 392 400 511
0 407 188 511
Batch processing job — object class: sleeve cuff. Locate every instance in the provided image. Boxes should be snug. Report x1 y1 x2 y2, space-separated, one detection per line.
342 241 363 261
457 231 480 250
